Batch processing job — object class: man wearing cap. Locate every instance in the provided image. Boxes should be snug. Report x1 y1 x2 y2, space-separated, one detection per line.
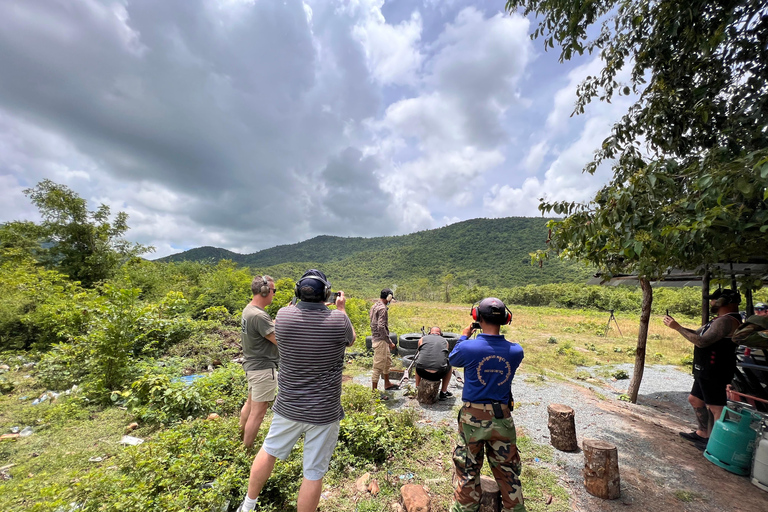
663 289 742 450
237 270 355 512
415 326 453 401
755 302 768 317
448 298 525 512
239 275 278 449
370 288 398 396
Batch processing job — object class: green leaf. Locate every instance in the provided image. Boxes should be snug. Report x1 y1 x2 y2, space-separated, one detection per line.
633 241 643 255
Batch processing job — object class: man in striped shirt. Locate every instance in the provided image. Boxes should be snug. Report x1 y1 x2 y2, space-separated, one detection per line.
237 269 355 512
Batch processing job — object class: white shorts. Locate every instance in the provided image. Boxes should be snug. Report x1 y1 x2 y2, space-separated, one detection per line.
262 413 341 480
246 369 277 402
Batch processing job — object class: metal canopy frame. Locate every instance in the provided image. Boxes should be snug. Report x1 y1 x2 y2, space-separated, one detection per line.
587 262 768 325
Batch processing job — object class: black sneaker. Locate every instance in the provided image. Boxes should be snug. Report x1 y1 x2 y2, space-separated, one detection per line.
694 439 708 451
439 391 453 400
679 431 707 443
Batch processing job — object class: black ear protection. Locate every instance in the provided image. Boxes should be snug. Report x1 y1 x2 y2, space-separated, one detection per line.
471 300 513 325
294 274 332 302
712 289 741 307
257 276 271 297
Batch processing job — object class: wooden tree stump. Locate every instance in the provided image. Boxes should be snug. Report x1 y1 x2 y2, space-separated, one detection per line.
547 403 578 451
582 438 620 499
478 475 501 512
417 379 440 404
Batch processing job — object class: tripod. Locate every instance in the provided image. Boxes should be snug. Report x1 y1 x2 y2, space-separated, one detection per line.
605 309 622 336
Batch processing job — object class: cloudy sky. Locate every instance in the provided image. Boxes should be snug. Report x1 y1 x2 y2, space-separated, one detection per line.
0 0 632 258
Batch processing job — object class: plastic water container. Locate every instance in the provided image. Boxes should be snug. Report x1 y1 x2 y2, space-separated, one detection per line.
704 406 760 475
752 425 768 492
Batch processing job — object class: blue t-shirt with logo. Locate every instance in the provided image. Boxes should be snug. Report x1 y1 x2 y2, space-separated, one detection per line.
449 334 524 403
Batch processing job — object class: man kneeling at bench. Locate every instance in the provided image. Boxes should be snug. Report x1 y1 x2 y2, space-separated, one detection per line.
415 326 453 401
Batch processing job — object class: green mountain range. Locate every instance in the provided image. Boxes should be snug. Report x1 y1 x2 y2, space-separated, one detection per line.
158 217 592 292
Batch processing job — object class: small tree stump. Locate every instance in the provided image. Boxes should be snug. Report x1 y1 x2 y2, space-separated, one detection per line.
582 438 620 499
417 379 440 404
547 403 578 451
478 475 501 512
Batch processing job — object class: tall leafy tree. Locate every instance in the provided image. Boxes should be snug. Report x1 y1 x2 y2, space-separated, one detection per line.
507 0 768 401
7 180 152 287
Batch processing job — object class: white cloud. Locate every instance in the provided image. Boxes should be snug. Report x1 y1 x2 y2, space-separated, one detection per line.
371 7 533 222
352 1 423 86
523 140 548 174
484 116 618 216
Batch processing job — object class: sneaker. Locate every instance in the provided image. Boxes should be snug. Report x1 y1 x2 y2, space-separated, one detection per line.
679 431 707 443
694 439 708 451
439 391 453 400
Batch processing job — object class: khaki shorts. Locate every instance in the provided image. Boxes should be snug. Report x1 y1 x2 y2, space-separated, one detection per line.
372 341 391 382
246 368 277 402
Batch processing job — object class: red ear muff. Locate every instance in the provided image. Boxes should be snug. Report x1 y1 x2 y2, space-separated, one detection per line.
470 302 479 321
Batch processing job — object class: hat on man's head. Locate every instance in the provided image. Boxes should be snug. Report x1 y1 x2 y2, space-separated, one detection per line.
296 269 331 302
706 288 741 305
756 302 767 310
476 297 512 325
380 288 394 300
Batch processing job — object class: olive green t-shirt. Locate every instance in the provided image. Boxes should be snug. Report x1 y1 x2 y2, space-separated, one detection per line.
241 304 278 371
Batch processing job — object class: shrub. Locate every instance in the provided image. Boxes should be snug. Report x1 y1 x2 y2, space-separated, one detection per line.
337 384 421 464
124 364 247 424
612 370 629 380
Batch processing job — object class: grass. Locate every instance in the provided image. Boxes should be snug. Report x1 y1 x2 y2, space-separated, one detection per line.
357 301 695 377
0 370 134 512
1 301 701 511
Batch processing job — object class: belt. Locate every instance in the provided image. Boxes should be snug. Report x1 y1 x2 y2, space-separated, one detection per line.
463 402 509 411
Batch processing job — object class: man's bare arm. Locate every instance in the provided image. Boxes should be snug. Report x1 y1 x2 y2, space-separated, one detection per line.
669 316 737 348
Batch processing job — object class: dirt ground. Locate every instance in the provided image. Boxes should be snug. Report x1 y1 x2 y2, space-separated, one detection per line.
525 383 768 512
369 366 768 511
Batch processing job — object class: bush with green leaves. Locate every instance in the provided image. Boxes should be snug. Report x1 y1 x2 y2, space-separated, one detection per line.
0 258 95 351
189 260 252 318
123 364 247 424
35 287 198 399
337 383 421 464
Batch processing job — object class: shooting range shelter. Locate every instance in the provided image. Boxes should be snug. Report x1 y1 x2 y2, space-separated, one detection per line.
587 261 768 325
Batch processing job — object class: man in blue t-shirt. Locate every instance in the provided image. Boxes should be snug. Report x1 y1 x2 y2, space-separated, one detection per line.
449 297 525 512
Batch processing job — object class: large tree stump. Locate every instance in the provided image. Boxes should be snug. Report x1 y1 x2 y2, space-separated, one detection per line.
417 379 440 404
582 438 620 499
478 475 501 512
547 403 578 451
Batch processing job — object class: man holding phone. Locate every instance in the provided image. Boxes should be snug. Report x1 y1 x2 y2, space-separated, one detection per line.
663 289 742 450
448 298 526 512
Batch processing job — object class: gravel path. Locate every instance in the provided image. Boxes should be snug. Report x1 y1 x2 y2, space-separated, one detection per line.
355 362 768 511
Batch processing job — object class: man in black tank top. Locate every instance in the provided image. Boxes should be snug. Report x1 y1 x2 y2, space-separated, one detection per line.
664 289 742 450
415 327 453 400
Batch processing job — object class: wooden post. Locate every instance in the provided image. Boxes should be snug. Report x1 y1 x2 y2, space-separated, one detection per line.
582 438 620 499
417 379 440 404
478 475 501 512
702 267 710 326
547 404 578 451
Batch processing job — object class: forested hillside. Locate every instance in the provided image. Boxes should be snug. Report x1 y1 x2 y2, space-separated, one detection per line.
159 217 593 292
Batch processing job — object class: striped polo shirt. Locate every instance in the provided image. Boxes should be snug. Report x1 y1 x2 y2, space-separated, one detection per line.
273 301 355 425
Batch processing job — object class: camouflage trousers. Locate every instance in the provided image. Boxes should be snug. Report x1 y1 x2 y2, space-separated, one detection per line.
451 407 525 512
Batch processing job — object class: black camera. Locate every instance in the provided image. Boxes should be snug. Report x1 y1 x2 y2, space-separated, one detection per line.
332 291 342 301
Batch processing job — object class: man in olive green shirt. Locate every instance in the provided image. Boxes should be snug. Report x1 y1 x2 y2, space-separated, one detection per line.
240 275 278 448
